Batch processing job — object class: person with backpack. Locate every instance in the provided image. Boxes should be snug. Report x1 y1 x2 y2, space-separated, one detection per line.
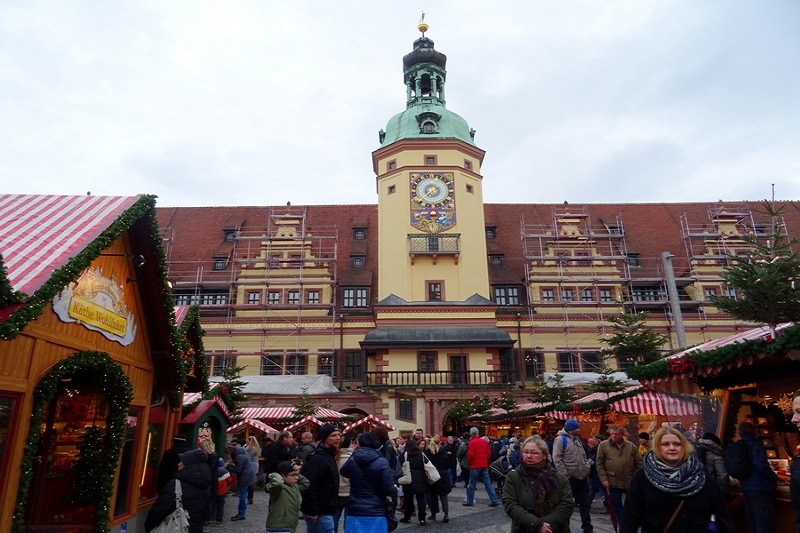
729 421 777 533
693 432 730 495
456 432 470 487
552 419 593 533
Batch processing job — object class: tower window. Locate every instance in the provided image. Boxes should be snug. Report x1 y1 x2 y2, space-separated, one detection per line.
387 160 396 171
424 155 437 165
422 121 436 134
464 160 472 171
466 184 474 194
388 185 396 194
353 228 366 240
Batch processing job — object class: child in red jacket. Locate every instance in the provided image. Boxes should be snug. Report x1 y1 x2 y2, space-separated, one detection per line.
213 465 231 523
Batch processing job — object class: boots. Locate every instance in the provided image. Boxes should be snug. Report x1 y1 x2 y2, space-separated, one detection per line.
442 514 449 523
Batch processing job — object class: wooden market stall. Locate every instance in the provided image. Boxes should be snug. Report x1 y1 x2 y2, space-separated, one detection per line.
343 414 396 434
628 322 800 533
0 194 192 533
227 418 280 440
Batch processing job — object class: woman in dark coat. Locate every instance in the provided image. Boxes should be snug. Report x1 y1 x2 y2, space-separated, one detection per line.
622 427 734 533
424 439 452 522
399 437 430 525
340 432 398 533
145 448 212 533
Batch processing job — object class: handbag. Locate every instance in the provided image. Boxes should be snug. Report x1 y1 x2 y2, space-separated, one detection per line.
397 454 412 485
423 454 440 484
151 479 190 533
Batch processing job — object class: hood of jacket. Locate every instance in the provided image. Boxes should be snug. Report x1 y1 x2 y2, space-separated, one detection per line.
353 447 382 467
176 462 211 490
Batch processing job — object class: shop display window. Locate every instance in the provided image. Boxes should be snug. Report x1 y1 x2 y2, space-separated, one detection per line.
114 408 141 517
139 422 164 502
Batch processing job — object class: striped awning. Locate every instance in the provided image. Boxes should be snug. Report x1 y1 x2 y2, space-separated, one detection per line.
284 415 325 432
227 418 280 435
343 414 396 433
183 386 229 417
239 406 346 421
174 306 191 327
611 391 700 416
544 411 602 423
0 194 140 295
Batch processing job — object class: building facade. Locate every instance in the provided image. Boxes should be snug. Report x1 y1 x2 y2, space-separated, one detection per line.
156 27 800 435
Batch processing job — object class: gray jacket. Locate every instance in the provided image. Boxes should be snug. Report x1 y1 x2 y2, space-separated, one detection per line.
552 430 591 480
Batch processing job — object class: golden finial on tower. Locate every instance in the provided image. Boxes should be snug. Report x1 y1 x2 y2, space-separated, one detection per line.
418 12 428 35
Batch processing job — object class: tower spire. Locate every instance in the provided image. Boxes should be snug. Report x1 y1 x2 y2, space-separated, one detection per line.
418 12 428 36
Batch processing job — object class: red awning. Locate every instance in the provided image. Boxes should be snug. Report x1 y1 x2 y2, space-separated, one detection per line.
227 418 280 435
610 391 700 416
343 414 396 432
284 415 325 432
239 406 347 421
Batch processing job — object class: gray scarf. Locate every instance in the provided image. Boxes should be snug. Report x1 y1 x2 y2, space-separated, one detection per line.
642 450 705 497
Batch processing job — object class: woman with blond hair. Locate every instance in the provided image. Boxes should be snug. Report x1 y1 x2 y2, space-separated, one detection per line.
245 435 262 504
622 427 733 533
424 438 452 522
501 436 573 533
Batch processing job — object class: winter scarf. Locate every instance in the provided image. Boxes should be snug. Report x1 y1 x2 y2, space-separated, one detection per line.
642 450 705 497
522 460 560 516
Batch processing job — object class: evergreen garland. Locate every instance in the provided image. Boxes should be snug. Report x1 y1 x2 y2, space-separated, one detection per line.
0 254 25 307
177 305 210 394
12 351 133 533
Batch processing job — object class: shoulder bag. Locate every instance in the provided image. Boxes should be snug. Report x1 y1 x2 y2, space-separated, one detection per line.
664 499 685 533
151 479 190 533
423 454 441 484
397 453 412 485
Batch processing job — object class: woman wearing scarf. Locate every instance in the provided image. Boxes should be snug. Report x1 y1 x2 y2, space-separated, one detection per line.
501 436 573 533
622 427 734 533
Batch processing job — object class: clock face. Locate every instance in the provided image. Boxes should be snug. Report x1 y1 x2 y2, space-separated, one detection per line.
411 173 454 207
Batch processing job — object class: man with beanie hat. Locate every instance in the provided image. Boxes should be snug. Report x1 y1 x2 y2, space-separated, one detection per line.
156 434 192 492
553 419 593 533
145 448 211 533
301 424 341 533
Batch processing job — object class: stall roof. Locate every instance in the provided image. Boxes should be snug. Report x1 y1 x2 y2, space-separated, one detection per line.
611 390 700 416
227 418 280 435
239 406 347 421
343 414 396 432
284 415 325 432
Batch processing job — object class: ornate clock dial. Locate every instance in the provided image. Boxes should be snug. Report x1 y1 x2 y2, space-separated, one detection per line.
413 175 452 206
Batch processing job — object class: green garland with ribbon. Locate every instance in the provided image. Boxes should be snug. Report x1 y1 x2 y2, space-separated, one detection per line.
626 323 800 382
12 351 133 533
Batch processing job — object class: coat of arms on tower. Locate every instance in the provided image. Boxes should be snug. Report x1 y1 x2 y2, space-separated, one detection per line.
409 172 456 234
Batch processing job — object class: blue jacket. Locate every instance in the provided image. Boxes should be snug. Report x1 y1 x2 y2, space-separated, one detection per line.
340 447 397 516
740 433 777 493
227 445 257 487
790 453 800 533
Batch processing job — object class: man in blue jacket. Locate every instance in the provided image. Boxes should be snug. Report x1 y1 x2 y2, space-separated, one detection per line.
738 421 778 533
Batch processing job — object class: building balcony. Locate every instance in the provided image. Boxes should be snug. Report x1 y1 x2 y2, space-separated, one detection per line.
363 369 515 389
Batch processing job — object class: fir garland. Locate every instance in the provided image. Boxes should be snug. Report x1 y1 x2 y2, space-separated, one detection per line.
626 323 800 382
178 305 210 394
0 254 25 308
12 351 133 533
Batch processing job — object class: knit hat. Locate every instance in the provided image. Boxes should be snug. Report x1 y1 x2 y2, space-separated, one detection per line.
439 436 447 443
276 461 295 475
564 419 580 431
358 432 381 449
179 448 207 467
317 424 340 443
702 432 721 446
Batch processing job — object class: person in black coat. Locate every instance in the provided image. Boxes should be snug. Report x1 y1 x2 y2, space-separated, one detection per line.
263 431 297 474
301 424 342 533
399 438 430 525
156 435 192 492
145 448 212 533
424 439 452 522
622 427 733 533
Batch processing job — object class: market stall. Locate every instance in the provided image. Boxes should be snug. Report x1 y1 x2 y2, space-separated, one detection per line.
227 418 280 439
343 414 396 434
284 414 324 434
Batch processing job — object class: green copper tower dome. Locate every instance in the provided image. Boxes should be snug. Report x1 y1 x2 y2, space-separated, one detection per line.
379 22 476 147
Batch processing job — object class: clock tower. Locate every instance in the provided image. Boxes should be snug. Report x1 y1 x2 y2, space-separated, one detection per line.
372 21 489 303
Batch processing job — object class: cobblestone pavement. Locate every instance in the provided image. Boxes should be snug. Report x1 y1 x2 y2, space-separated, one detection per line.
210 483 618 533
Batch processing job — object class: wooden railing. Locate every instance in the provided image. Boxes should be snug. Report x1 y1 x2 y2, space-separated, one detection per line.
363 370 515 389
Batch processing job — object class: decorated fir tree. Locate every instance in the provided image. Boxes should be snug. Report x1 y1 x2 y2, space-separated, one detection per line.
600 312 669 366
293 387 316 417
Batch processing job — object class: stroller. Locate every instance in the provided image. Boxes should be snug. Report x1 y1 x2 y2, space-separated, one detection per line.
489 455 513 499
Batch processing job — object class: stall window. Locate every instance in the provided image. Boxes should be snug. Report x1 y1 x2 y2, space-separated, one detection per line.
114 408 141 516
0 395 19 481
139 420 164 501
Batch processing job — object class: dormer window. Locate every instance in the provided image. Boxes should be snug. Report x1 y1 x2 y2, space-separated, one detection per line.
224 230 236 242
422 121 435 134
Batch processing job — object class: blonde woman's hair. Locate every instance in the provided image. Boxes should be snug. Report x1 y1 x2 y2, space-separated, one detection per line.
428 440 439 454
247 436 260 449
652 427 692 465
199 439 215 454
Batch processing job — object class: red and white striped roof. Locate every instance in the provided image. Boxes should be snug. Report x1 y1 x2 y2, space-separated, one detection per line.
666 323 794 360
611 390 700 416
343 414 396 432
0 194 140 295
284 415 325 432
544 411 602 423
239 406 346 421
227 418 280 435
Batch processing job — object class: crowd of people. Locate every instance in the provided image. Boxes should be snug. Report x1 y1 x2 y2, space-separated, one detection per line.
143 389 800 533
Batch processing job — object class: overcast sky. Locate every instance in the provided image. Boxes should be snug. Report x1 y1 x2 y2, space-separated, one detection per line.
2 1 799 207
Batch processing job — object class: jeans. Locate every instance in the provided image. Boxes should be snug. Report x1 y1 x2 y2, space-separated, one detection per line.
333 504 347 532
743 490 776 533
448 467 458 487
569 477 593 533
466 468 499 505
235 482 248 518
608 487 626 532
305 513 336 533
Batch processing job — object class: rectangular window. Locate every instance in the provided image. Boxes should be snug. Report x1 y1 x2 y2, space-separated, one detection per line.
428 282 442 302
600 289 613 302
388 185 396 194
424 155 437 165
557 352 578 373
576 252 591 266
724 287 737 299
542 289 555 302
286 352 308 374
704 288 718 301
290 254 302 268
464 160 472 171
561 289 574 302
418 351 437 372
450 354 467 385
344 351 362 380
353 228 366 240
174 293 198 306
524 351 544 380
260 354 283 375
351 256 365 269
397 396 414 422
210 353 233 377
212 258 227 270
201 292 228 305
269 254 281 268
268 291 281 304
581 352 603 372
343 288 368 307
427 236 439 251
485 227 496 239
626 253 641 267
247 291 260 305
466 184 474 193
224 230 236 242
307 290 320 304
493 286 520 306
609 226 624 235
287 291 300 304
387 160 396 171
317 352 333 376
580 289 593 302
489 255 503 267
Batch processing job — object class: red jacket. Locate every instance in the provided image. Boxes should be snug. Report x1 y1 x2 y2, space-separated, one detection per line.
466 436 492 469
